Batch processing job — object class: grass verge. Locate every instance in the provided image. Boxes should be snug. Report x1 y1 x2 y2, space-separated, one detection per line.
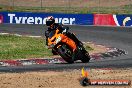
0 34 93 60
0 35 52 60
0 5 132 14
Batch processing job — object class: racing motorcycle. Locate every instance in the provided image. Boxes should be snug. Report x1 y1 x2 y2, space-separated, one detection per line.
47 28 90 63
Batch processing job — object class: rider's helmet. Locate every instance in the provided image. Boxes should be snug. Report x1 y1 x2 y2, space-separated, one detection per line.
46 16 55 26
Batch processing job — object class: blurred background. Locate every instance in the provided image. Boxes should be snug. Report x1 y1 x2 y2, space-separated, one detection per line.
0 0 132 14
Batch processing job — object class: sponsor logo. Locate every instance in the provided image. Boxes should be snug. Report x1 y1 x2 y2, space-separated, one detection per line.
94 14 132 27
113 15 132 26
123 17 131 26
79 67 131 86
8 13 75 25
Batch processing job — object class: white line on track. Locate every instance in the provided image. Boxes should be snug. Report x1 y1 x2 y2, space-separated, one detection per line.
28 36 42 38
0 32 42 38
0 33 9 35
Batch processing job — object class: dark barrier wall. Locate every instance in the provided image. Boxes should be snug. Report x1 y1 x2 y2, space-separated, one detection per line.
0 12 93 25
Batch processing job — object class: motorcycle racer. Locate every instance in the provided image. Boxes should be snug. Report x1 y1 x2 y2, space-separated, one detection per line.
45 16 83 47
45 16 90 63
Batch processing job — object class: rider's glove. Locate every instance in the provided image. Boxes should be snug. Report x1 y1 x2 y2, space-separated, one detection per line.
62 29 67 34
62 26 69 34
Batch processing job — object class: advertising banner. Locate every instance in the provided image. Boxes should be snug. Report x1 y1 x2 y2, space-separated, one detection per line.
0 14 3 24
94 14 132 27
113 14 132 26
0 12 93 25
1 12 132 27
94 14 116 26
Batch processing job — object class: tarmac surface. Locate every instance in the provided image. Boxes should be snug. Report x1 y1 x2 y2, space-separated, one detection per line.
0 24 132 72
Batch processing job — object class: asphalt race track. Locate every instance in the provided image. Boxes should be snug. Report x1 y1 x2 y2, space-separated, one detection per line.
0 24 132 72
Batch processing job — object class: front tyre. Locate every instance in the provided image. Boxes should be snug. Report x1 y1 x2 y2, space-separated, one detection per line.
52 49 58 55
57 44 74 63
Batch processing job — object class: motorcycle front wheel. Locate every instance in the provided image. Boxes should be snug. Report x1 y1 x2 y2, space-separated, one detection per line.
57 44 74 63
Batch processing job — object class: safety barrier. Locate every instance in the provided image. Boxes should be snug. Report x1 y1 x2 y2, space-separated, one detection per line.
94 14 132 26
0 12 93 25
0 14 3 24
0 12 132 27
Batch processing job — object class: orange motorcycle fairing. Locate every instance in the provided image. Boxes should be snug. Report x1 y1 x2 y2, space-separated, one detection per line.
60 34 77 51
47 29 90 63
48 29 77 51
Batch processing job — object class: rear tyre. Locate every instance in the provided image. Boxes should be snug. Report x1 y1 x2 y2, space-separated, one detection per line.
81 52 90 63
78 46 90 63
57 44 74 63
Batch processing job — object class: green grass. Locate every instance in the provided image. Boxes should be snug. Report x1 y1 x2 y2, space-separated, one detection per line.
0 35 52 60
0 34 93 60
0 5 132 14
89 5 132 14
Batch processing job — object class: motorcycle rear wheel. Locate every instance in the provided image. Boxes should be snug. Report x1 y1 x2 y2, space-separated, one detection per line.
81 52 90 63
77 46 90 63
